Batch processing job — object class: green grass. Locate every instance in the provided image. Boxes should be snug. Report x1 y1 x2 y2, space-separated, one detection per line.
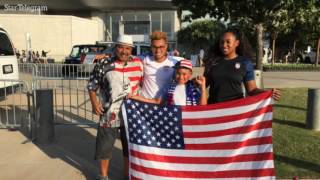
263 63 320 71
273 88 320 178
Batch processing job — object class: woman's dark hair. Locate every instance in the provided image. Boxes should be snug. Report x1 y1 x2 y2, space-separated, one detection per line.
204 27 254 75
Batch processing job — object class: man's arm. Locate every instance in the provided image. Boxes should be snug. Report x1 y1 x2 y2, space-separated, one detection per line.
89 90 104 115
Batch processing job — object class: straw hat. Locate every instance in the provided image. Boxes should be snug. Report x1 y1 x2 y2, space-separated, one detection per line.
115 34 134 47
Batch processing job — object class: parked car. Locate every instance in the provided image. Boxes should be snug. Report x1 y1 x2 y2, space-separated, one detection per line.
0 25 20 95
81 42 152 64
64 44 108 64
303 50 316 64
81 41 115 64
62 44 109 76
132 42 152 57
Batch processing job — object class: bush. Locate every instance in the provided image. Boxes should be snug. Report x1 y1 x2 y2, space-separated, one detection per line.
263 63 320 71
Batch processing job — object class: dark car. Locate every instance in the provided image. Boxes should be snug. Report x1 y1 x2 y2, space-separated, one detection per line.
82 42 151 64
81 42 115 64
64 44 108 64
62 44 108 76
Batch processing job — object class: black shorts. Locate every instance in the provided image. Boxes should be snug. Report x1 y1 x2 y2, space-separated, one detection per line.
94 126 128 160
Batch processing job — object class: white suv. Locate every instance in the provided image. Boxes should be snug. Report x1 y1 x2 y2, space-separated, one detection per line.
0 25 19 90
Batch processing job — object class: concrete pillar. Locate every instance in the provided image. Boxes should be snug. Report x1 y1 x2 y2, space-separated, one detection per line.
306 88 320 131
35 89 54 143
254 70 264 89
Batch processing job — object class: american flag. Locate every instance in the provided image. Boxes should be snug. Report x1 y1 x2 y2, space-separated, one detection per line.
122 91 275 180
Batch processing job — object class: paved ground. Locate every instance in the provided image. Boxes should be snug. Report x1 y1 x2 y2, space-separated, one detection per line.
0 125 125 180
1 70 320 180
262 71 320 88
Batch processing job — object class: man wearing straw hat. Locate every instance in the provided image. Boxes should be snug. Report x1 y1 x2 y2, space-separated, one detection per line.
88 34 143 180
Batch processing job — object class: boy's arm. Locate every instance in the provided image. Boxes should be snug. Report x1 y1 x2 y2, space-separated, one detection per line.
199 85 207 105
195 76 207 105
129 94 162 104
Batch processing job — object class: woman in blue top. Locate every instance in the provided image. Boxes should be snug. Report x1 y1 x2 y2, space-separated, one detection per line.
204 28 280 103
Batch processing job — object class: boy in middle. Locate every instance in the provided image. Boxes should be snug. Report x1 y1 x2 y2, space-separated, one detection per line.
129 59 207 106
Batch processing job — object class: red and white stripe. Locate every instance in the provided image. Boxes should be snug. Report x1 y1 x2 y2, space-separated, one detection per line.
128 91 275 180
179 59 193 70
114 57 143 95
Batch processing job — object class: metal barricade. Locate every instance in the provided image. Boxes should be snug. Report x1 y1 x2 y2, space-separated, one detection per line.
18 63 99 125
0 80 32 137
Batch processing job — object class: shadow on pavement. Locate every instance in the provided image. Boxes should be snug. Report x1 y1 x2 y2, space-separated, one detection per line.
1 106 126 180
37 111 126 180
273 118 306 129
273 104 307 111
275 154 320 174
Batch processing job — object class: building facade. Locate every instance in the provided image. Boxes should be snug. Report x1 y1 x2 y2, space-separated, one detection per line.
0 0 180 61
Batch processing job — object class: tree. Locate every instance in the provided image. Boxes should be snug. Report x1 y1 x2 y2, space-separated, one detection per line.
284 0 320 65
302 1 320 66
265 9 291 64
172 0 293 70
177 20 226 47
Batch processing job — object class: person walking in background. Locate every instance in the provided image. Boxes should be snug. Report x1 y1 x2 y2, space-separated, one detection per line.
41 50 50 63
31 51 37 63
35 51 40 63
199 47 205 67
21 50 26 63
27 50 32 63
15 49 21 60
204 28 281 104
169 48 180 56
87 34 143 180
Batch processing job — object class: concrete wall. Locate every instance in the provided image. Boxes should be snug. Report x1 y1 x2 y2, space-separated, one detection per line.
0 14 102 62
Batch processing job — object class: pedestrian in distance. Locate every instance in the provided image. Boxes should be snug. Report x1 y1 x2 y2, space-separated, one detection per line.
41 50 50 63
199 47 205 67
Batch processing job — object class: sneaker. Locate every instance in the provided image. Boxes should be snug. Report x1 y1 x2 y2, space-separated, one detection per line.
97 175 109 180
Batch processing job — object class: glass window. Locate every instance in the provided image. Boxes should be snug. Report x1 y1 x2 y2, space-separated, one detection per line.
151 12 161 32
162 11 173 32
161 11 174 40
162 11 174 21
70 47 80 58
0 32 14 56
111 14 121 41
122 13 135 21
136 12 149 21
124 22 150 35
105 15 111 30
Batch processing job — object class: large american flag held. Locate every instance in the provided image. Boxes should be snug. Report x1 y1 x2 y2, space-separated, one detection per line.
122 91 275 180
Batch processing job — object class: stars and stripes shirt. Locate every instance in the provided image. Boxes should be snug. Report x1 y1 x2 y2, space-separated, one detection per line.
87 56 143 127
